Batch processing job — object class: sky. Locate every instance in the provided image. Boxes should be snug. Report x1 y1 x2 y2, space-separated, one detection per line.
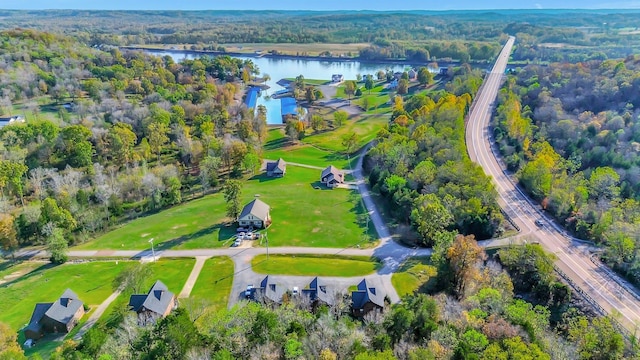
2 0 640 10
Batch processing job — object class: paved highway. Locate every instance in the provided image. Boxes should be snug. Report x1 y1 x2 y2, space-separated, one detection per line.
466 36 640 333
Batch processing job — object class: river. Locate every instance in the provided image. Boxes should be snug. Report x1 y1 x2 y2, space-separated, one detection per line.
144 50 442 124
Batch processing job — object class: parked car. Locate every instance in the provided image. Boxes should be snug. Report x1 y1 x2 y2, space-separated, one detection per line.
245 284 254 298
535 219 544 227
292 286 299 296
232 238 242 247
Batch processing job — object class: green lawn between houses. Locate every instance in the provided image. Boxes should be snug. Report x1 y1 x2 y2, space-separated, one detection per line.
190 257 234 313
391 257 438 298
75 166 372 250
251 254 378 276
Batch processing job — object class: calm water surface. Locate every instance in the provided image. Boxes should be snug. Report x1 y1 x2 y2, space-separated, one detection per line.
148 50 422 124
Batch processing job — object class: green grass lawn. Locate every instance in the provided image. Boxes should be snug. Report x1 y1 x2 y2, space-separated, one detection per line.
75 166 371 250
0 261 41 283
0 261 137 331
190 257 234 312
264 128 350 168
391 257 438 298
74 194 236 250
302 114 388 152
243 167 373 247
145 258 195 293
252 254 378 276
284 78 329 85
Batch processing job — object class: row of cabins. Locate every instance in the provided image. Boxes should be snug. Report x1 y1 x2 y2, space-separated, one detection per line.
25 281 176 340
0 115 25 128
250 276 385 317
266 158 345 188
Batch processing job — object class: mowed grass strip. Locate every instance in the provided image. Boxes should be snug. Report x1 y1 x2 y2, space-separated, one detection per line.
0 261 136 331
190 257 234 312
391 257 438 297
251 254 378 276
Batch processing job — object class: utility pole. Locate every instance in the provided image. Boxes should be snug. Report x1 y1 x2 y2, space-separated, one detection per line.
265 231 269 261
148 238 156 262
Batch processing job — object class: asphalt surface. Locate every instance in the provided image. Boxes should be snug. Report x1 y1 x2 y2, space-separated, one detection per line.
466 36 640 333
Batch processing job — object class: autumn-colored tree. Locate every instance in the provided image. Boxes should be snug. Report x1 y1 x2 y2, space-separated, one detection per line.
0 322 26 359
446 234 486 298
0 214 18 257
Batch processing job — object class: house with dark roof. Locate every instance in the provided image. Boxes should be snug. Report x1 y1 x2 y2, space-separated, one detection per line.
266 158 286 177
302 277 336 308
238 199 271 229
24 289 85 340
128 280 176 326
0 115 25 128
351 279 385 317
321 165 345 188
255 275 286 304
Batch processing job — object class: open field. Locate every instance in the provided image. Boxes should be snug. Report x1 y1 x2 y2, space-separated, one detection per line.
0 261 42 284
0 261 136 331
301 113 388 152
251 254 378 276
75 165 370 250
242 166 373 247
74 194 235 250
145 258 195 293
264 128 351 168
391 257 437 297
189 257 234 313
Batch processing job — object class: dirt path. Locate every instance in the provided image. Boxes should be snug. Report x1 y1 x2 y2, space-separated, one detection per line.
73 289 122 340
178 256 210 298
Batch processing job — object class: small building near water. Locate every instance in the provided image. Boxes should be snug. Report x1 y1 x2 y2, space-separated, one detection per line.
332 74 344 83
244 87 261 110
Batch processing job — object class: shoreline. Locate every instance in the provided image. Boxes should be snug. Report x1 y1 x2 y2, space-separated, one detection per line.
120 46 495 68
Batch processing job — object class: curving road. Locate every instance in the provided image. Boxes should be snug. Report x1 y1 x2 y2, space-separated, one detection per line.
466 36 640 333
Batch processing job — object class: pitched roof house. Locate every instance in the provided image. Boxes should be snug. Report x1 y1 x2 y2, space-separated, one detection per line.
321 165 345 188
24 289 85 340
128 280 176 326
255 275 286 304
0 115 25 128
351 279 385 317
238 199 271 229
408 68 417 80
266 158 286 177
302 277 336 307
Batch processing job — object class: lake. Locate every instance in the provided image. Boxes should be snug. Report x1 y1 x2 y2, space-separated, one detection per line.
145 50 429 124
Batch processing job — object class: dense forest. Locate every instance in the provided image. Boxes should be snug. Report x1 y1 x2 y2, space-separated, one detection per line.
0 29 267 260
1 239 631 359
1 10 640 63
494 55 640 285
366 66 502 248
